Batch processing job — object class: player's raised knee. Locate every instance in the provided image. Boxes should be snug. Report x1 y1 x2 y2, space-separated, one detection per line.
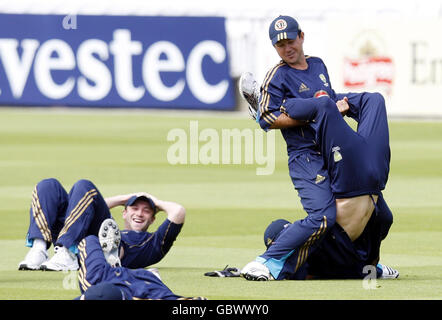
36 178 64 192
317 96 335 108
72 179 97 191
317 96 340 115
367 92 386 107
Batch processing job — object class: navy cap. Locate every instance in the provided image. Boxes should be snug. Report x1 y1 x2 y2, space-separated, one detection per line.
269 15 300 45
125 195 156 213
264 219 291 248
83 283 124 300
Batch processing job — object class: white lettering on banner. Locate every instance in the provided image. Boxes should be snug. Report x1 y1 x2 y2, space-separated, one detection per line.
109 29 144 102
0 39 39 98
187 40 229 104
77 39 112 101
34 39 76 99
143 41 185 101
0 29 229 104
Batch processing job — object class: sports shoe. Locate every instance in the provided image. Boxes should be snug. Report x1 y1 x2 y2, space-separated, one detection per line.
41 245 79 271
241 260 274 281
377 263 399 279
18 241 48 270
99 218 121 268
239 72 260 120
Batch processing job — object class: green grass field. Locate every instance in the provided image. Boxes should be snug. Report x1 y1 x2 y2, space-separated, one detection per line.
0 107 441 300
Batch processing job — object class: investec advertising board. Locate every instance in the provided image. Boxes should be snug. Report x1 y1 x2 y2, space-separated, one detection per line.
0 14 235 110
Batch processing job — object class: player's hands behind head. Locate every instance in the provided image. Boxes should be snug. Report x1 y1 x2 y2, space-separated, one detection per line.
134 192 159 213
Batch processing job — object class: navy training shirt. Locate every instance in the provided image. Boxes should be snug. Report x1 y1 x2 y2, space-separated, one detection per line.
258 56 340 158
120 219 183 269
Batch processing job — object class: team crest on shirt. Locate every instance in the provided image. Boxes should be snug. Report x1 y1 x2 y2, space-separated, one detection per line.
319 73 329 87
274 19 287 31
332 146 343 162
315 174 326 184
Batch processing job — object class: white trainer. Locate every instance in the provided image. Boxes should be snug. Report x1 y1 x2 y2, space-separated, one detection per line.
241 260 274 281
41 246 79 271
378 263 399 279
238 72 260 120
18 242 48 271
99 218 121 268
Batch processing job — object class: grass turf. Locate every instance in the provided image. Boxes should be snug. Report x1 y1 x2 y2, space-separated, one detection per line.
0 107 441 300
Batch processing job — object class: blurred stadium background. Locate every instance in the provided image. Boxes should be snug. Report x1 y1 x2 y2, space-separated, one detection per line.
0 0 441 300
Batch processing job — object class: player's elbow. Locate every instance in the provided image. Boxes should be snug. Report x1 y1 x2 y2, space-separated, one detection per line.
170 205 186 224
177 205 186 222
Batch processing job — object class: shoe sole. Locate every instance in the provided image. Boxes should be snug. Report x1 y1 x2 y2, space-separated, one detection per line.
40 261 79 271
239 73 259 105
40 265 78 271
381 273 399 279
40 265 55 271
99 218 121 267
238 72 253 99
239 72 260 119
242 273 269 281
18 264 42 271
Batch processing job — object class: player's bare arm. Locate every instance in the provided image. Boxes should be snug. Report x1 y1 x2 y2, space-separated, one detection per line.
134 192 186 224
105 194 133 209
269 113 307 129
155 199 186 224
105 192 155 210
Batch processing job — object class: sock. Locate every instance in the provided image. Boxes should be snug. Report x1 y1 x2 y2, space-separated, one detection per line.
33 238 47 251
376 264 383 278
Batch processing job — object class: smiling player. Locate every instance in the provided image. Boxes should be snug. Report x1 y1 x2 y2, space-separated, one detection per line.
115 192 185 269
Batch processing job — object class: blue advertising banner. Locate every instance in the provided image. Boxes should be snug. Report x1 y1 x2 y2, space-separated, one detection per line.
0 14 235 110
